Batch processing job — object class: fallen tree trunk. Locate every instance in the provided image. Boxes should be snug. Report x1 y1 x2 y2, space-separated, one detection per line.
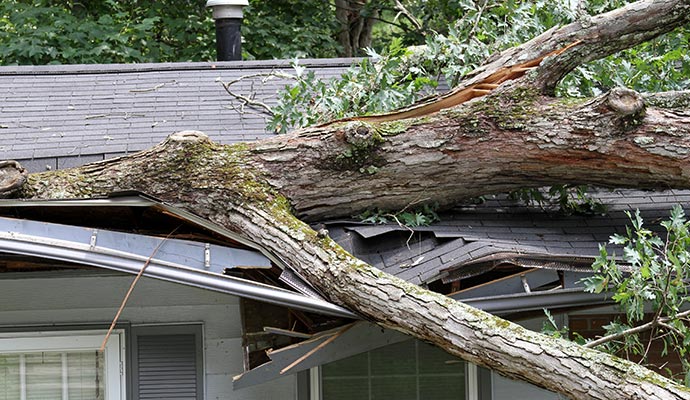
14 130 690 399
248 86 690 220
6 0 690 399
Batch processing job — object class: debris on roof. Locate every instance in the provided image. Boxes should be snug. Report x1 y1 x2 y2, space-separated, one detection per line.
325 189 690 305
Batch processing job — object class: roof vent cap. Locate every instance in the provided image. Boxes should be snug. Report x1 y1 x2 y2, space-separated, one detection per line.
206 0 248 19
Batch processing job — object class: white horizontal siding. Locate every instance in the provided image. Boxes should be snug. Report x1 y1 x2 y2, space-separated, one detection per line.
0 272 296 400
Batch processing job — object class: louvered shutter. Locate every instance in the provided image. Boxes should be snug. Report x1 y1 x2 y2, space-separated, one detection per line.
131 325 203 400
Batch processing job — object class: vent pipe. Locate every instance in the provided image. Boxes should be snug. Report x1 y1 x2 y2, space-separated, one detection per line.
206 0 248 61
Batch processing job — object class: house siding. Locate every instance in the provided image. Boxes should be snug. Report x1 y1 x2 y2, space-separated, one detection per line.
0 271 296 400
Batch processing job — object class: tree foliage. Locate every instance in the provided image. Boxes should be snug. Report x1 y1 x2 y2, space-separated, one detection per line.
242 0 342 60
581 206 690 384
0 0 215 65
268 39 436 133
266 0 689 132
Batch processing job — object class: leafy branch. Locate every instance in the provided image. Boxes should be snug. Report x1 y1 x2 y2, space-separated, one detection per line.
357 202 440 228
508 185 608 215
580 206 690 384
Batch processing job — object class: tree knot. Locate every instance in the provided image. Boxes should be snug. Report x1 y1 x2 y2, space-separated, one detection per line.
0 160 28 198
343 122 377 147
168 130 210 143
607 87 645 118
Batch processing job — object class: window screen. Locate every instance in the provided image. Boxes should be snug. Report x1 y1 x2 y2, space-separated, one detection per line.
0 351 105 400
321 340 465 400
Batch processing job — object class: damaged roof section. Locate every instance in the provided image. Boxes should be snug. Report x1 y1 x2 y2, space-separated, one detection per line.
0 193 356 319
326 189 690 298
0 192 360 381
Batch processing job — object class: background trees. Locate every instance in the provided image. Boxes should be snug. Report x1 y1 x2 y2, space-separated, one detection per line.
0 0 214 64
1 0 688 94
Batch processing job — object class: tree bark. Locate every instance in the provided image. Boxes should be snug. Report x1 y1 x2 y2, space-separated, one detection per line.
7 1 690 399
335 0 378 57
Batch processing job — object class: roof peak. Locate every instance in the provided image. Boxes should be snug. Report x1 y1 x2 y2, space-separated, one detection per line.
0 58 361 77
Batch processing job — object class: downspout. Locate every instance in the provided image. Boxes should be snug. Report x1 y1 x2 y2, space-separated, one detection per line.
206 0 248 61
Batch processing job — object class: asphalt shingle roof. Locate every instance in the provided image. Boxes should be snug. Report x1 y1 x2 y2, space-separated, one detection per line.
0 59 356 172
327 189 690 286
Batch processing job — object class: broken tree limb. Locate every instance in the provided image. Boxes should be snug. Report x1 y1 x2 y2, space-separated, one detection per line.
0 160 27 198
329 0 690 125
12 127 690 400
248 86 690 220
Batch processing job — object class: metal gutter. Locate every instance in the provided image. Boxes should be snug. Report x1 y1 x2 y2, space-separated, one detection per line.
0 193 317 297
0 216 356 319
456 287 612 315
0 216 272 274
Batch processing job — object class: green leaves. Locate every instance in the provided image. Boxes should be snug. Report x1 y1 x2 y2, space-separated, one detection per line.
507 185 607 215
242 0 341 60
357 203 440 228
0 0 214 65
583 205 690 383
268 40 438 133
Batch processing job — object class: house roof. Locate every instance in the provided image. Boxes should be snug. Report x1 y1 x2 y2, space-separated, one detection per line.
326 189 690 288
0 58 356 172
4 58 688 388
2 58 687 297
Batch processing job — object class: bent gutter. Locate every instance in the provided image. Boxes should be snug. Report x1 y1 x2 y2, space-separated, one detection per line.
455 287 612 315
0 217 356 319
0 194 320 298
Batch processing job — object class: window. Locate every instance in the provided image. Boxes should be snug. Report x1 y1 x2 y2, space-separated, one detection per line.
0 330 125 400
320 340 466 400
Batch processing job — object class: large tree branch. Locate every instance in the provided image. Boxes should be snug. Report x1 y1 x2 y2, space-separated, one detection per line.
532 0 690 92
249 86 690 220
334 0 690 124
13 132 690 399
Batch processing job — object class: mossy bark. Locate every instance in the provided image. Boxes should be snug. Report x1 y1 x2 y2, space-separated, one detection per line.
247 84 690 221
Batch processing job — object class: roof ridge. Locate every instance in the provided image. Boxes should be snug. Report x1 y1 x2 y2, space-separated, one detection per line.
0 58 362 77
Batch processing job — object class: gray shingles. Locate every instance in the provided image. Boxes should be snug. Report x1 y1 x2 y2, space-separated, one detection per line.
439 241 492 264
330 190 690 285
19 157 58 173
1 59 357 167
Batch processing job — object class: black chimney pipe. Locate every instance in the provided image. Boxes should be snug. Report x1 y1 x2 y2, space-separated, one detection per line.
206 0 248 61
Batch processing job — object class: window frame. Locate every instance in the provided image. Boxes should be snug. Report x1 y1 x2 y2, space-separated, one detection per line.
310 339 480 400
0 329 126 400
